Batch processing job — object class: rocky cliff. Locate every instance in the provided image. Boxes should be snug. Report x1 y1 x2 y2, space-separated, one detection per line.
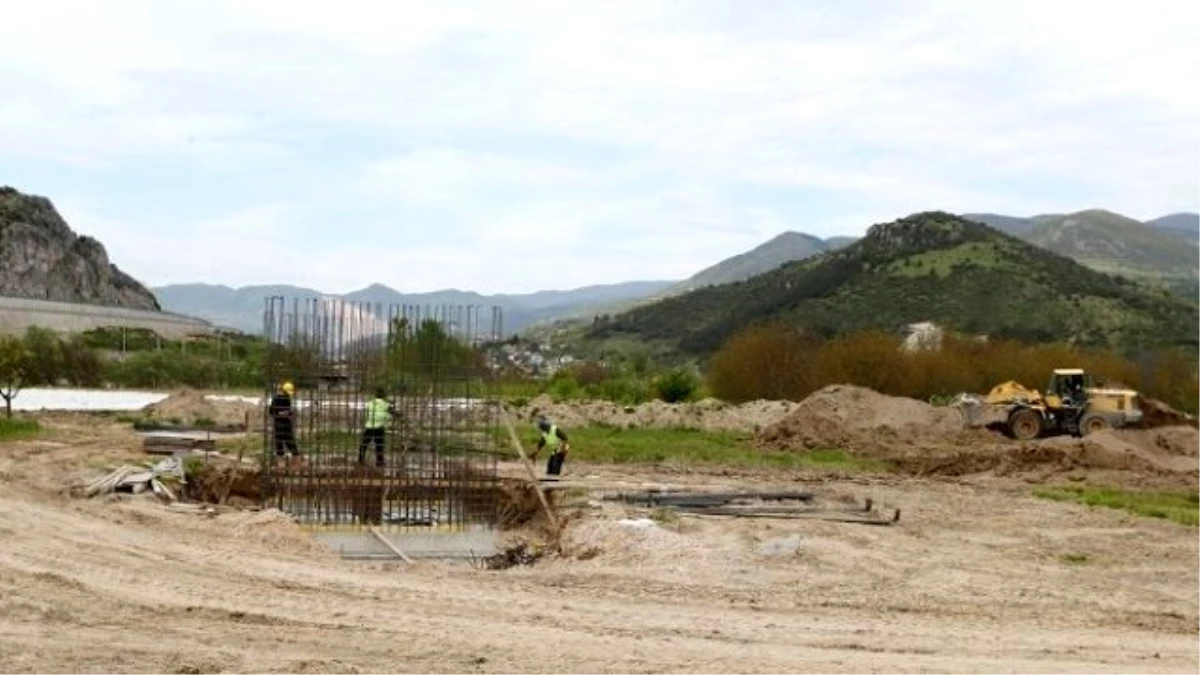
0 186 160 310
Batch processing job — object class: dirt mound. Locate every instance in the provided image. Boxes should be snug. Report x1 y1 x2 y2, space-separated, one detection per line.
761 385 1198 488
141 389 259 428
894 430 1198 480
1120 426 1200 457
759 384 963 450
511 395 797 433
1138 397 1199 429
225 508 332 557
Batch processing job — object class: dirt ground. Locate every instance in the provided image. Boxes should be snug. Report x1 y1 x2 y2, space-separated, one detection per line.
1 412 1198 674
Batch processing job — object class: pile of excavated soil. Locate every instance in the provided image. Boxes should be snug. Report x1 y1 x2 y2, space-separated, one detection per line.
758 384 966 451
141 389 258 427
892 429 1199 485
760 384 1199 488
1121 425 1200 457
509 395 797 433
1138 397 1199 429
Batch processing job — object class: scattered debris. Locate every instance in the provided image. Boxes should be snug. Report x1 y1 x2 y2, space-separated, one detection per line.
617 517 658 529
481 541 545 570
605 488 899 525
81 457 186 502
609 489 815 508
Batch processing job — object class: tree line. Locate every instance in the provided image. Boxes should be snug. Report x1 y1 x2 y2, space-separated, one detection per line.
0 326 266 416
0 319 491 401
706 322 1199 414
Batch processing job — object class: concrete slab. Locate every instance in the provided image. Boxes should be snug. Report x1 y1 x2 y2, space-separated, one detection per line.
313 526 498 560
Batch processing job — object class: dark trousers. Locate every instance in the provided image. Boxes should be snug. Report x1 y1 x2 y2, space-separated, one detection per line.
358 427 385 467
546 450 566 476
273 425 298 456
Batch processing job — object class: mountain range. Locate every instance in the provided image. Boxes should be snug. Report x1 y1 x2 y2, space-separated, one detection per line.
585 211 1199 357
5 183 1194 344
151 231 862 334
154 208 1197 336
151 280 676 335
963 210 1198 282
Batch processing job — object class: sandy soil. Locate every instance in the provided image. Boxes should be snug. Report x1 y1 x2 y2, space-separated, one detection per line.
1 414 1198 673
141 389 260 428
511 395 797 433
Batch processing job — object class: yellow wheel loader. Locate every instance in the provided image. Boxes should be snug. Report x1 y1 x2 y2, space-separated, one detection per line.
955 369 1143 440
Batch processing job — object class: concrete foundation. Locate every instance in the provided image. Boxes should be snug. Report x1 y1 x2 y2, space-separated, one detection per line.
312 526 499 560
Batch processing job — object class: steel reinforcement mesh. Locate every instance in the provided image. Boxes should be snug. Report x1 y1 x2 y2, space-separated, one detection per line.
259 297 505 532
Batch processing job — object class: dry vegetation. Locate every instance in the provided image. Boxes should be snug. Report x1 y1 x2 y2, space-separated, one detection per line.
707 324 1199 413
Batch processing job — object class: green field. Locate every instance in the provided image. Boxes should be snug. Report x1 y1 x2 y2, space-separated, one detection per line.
526 425 885 471
0 417 41 440
1035 486 1199 526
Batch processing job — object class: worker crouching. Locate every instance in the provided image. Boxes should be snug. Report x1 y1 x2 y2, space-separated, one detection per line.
531 417 570 479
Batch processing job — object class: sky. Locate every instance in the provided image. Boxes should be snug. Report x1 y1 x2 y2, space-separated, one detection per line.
1 0 1197 295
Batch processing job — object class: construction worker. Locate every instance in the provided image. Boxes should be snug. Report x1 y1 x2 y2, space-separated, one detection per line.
269 381 299 462
358 388 396 468
530 417 570 478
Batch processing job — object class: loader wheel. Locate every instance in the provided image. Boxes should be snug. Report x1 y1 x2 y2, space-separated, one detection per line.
1008 408 1043 441
1080 413 1110 436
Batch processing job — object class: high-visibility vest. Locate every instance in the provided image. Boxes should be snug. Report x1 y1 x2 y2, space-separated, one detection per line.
365 398 390 429
541 424 560 450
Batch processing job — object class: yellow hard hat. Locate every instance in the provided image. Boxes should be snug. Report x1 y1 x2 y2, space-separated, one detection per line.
281 381 295 394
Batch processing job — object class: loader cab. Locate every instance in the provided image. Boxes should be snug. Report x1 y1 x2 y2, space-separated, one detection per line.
1048 369 1091 407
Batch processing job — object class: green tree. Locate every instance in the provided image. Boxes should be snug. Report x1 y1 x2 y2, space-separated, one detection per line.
21 326 62 386
0 335 29 418
387 317 482 378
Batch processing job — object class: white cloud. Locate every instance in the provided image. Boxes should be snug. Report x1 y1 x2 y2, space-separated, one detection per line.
1 0 1196 293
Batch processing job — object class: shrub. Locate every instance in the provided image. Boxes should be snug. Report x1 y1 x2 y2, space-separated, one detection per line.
705 323 1200 413
706 322 821 402
596 376 651 405
653 367 700 403
547 373 582 401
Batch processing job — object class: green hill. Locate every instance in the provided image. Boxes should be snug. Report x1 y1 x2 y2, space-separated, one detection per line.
1023 209 1198 282
1146 212 1199 243
587 212 1199 357
662 231 856 296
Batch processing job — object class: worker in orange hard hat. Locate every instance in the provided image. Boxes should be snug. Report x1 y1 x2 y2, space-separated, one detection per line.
269 380 299 463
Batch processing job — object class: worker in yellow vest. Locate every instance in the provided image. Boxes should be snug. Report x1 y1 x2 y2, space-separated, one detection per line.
531 417 570 478
358 388 396 468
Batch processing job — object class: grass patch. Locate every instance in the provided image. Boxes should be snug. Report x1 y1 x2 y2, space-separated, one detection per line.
1035 486 1200 526
551 426 886 471
0 417 41 441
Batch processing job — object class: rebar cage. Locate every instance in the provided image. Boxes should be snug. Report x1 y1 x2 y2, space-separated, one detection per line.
259 296 506 534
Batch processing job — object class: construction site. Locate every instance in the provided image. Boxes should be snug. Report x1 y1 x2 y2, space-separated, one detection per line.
0 297 1197 673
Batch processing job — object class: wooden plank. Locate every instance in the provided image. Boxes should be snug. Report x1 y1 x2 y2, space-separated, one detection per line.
369 526 415 565
498 408 560 535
